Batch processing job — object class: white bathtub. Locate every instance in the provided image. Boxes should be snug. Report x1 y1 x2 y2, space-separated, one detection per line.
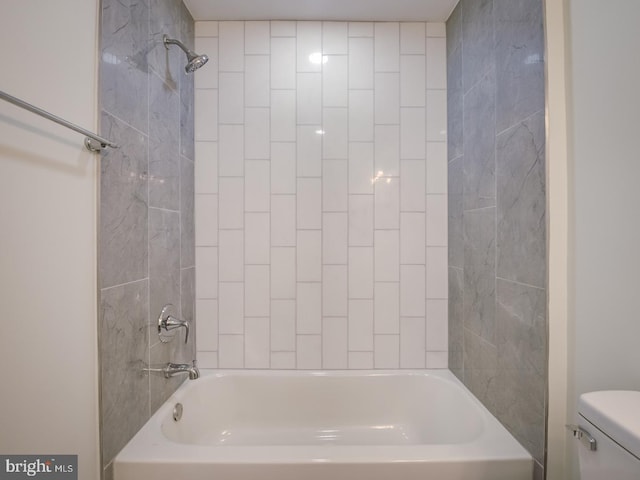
114 369 532 480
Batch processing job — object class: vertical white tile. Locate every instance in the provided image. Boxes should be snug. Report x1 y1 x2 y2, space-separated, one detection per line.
219 22 244 72
219 283 244 334
401 160 426 212
374 73 400 125
374 282 399 334
323 56 348 107
426 37 447 89
374 335 400 368
323 265 348 316
219 335 244 368
245 160 270 212
348 194 374 246
196 299 218 351
195 142 218 194
219 125 244 176
195 247 218 298
400 265 426 316
297 21 322 72
195 37 219 89
271 352 296 369
271 247 296 298
322 108 348 159
400 56 426 107
374 125 400 176
245 21 270 54
348 299 373 350
271 37 296 89
400 317 426 368
195 89 218 141
426 22 446 38
245 108 270 159
426 299 448 351
297 126 322 177
271 90 296 141
271 21 296 37
349 90 374 141
426 90 447 142
197 351 218 368
297 73 322 124
349 37 374 89
400 23 426 54
219 73 244 124
349 351 374 369
426 194 448 246
297 335 322 369
195 194 218 246
374 23 399 72
401 212 426 264
219 178 244 229
323 213 348 264
323 317 348 368
349 247 374 298
245 213 270 264
271 299 296 351
426 142 447 194
297 230 322 281
196 21 219 37
245 55 270 107
245 265 270 316
271 143 296 194
426 246 448 299
245 317 270 368
348 22 373 37
375 230 399 281
297 178 322 229
323 160 348 211
271 195 296 246
426 351 448 368
219 230 244 282
349 143 374 194
297 282 322 334
323 22 348 54
375 177 399 229
400 108 426 159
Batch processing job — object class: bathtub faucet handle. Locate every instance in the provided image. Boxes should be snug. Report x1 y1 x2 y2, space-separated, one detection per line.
158 304 189 344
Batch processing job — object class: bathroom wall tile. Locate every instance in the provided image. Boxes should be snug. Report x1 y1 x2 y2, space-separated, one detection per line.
349 22 374 37
195 38 219 90
271 352 296 369
463 68 496 210
245 265 270 316
271 143 296 194
149 209 180 326
219 335 244 368
349 143 374 194
297 335 322 369
297 230 322 281
374 177 399 229
297 178 322 229
297 22 323 72
323 160 348 212
374 282 400 334
219 178 244 228
426 90 447 142
196 299 218 351
426 194 448 246
219 282 244 334
104 462 113 480
245 21 270 55
194 89 217 142
196 21 218 37
349 91 374 142
349 300 374 351
297 126 322 177
374 335 400 368
297 282 322 334
400 317 425 368
349 195 374 246
245 108 270 159
149 341 183 413
426 246 448 299
271 247 296 298
461 0 494 92
400 160 426 212
181 156 195 267
496 111 546 288
426 298 448 351
195 194 218 246
181 265 196 358
426 351 448 368
180 66 195 160
100 280 149 465
446 37 462 161
374 23 400 72
271 37 296 89
323 22 348 54
195 247 217 299
219 73 244 124
400 265 426 317
374 230 400 281
427 22 446 38
323 317 348 369
100 112 148 288
322 266 348 316
400 212 426 264
271 90 296 141
400 23 425 54
271 300 296 351
195 142 218 194
349 247 374 299
149 121 179 211
322 108 348 158
349 37 374 89
245 55 270 107
218 125 244 177
426 37 447 89
374 125 400 176
245 317 270 368
245 161 270 212
218 21 244 72
448 267 464 378
150 71 179 144
426 142 447 194
494 0 545 132
400 56 426 107
323 213 348 264
374 73 400 125
349 352 374 369
271 195 296 246
448 157 463 268
198 351 219 368
271 21 296 37
463 328 498 415
245 213 270 264
400 108 425 159
297 73 322 124
463 207 496 344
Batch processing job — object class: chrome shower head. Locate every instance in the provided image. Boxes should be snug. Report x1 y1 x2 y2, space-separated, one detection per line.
163 34 209 73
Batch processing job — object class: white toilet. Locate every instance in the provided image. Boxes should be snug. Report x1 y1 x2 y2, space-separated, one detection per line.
574 390 640 479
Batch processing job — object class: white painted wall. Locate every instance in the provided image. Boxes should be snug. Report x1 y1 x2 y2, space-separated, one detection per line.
0 1 100 479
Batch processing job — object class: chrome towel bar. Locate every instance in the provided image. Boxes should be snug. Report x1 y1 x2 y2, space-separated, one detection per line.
0 89 118 153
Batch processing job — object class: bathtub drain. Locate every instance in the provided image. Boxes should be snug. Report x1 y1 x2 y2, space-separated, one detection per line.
173 403 183 422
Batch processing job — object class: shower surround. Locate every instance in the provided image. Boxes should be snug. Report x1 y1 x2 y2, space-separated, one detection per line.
193 21 449 370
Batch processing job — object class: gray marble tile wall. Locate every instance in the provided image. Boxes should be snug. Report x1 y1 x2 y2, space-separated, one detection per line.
98 0 196 477
446 0 546 476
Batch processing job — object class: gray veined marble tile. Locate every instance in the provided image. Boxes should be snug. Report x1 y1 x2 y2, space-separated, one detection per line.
447 40 463 161
461 0 495 93
99 112 148 289
179 266 197 364
463 207 496 344
100 279 149 466
496 110 546 288
148 0 183 88
463 68 496 210
448 266 464 379
149 137 180 211
149 340 186 415
495 278 546 464
100 0 150 134
181 155 195 268
149 71 179 143
446 0 462 58
180 67 195 161
495 0 545 133
448 157 464 268
463 328 498 416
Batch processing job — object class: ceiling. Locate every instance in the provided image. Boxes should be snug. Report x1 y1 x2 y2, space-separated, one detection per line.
183 0 458 22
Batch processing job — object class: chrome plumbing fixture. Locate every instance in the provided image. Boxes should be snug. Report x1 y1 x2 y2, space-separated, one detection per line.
163 34 209 73
144 361 200 380
158 304 189 344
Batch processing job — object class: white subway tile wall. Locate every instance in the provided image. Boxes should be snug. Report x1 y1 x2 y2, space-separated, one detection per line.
195 21 447 369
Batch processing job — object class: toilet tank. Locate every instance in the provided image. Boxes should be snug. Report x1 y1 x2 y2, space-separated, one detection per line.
577 391 640 480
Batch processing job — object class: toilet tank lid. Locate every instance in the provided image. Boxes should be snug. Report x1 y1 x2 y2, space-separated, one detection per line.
579 391 640 459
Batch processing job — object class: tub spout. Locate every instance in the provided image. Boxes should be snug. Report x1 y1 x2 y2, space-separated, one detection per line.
145 361 200 380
